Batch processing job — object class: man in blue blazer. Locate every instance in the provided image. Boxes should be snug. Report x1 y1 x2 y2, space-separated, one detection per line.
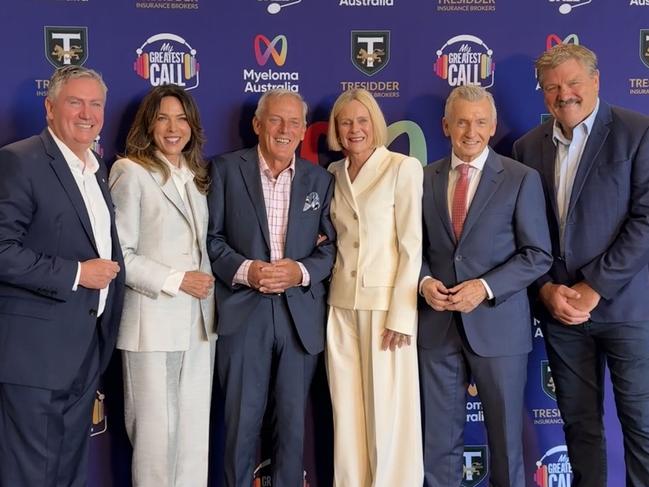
419 85 552 487
207 89 335 487
0 66 124 487
513 44 649 486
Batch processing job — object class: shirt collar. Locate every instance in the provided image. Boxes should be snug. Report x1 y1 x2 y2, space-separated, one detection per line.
48 127 99 175
257 146 295 180
552 98 600 146
450 145 489 172
157 151 194 185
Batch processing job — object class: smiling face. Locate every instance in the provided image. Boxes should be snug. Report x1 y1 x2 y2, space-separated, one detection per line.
151 96 191 166
253 94 306 167
443 96 496 162
45 76 105 160
335 99 375 163
540 57 599 138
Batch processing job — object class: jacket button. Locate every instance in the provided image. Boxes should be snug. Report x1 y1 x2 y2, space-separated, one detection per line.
353 242 359 248
455 255 462 261
351 270 357 277
89 309 97 317
353 213 358 220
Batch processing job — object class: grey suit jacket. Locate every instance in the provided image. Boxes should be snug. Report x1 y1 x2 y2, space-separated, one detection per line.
419 149 552 357
207 147 335 354
109 157 215 352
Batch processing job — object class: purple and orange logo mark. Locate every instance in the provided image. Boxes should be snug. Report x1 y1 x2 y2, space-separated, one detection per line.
254 34 288 67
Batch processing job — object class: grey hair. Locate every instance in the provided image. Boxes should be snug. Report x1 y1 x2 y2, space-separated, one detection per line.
444 85 497 123
535 44 598 88
254 89 308 124
46 65 107 102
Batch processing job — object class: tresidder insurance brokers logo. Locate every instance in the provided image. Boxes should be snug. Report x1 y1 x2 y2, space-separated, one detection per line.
133 34 200 90
434 35 495 88
462 446 488 486
436 0 495 13
629 29 649 95
340 30 399 98
243 34 299 93
534 445 573 486
351 30 390 76
44 26 88 67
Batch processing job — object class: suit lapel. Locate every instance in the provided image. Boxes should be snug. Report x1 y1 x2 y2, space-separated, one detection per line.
185 181 205 245
432 159 455 243
42 131 98 254
351 146 390 197
540 127 560 226
284 159 310 258
566 103 611 218
149 169 192 225
332 160 358 214
460 150 504 242
239 149 271 250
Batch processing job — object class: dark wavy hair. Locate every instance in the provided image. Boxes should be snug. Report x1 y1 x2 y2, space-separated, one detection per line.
124 84 209 194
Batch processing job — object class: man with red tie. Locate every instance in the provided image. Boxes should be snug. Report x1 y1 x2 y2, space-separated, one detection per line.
418 85 552 487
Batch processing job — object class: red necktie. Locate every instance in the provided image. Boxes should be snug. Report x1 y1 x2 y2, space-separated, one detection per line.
451 164 471 240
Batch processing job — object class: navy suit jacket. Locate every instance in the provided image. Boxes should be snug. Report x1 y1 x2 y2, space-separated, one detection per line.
207 147 335 354
513 101 649 323
419 149 552 357
0 129 125 390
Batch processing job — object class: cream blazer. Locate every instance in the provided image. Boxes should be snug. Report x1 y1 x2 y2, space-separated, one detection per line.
327 146 423 335
109 158 216 352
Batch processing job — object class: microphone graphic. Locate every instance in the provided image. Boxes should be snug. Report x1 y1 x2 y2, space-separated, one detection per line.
558 0 591 14
267 0 302 14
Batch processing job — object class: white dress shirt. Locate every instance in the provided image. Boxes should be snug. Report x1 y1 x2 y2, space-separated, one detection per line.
552 99 599 253
49 128 112 316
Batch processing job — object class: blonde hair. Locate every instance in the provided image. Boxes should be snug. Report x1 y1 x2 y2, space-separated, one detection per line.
535 44 598 88
327 88 388 152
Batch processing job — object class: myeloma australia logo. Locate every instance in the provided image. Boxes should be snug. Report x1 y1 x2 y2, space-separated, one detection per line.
133 33 200 90
243 34 299 93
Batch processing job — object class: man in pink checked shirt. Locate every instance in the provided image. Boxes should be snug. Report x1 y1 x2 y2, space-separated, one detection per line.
207 89 335 487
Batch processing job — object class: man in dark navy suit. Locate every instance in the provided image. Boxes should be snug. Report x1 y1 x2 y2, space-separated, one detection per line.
0 66 124 487
513 43 649 487
207 89 335 487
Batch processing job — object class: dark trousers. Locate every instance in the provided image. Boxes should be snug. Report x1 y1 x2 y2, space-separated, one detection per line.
0 333 100 487
217 295 317 487
543 319 649 487
419 316 527 487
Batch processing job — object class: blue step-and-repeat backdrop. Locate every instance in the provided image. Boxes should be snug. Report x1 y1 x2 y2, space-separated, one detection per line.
2 1 649 485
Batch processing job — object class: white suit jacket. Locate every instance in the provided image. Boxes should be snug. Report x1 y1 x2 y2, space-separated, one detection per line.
327 146 423 335
109 157 216 351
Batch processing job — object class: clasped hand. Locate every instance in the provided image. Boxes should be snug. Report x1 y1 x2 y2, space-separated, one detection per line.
248 259 303 294
421 278 487 314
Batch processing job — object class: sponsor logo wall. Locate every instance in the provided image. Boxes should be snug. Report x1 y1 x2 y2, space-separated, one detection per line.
1 1 645 485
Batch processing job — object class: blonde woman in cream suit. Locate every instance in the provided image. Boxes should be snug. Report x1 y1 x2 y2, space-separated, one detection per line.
109 85 216 487
326 88 424 487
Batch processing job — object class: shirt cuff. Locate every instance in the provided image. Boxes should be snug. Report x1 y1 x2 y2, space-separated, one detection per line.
298 262 310 287
162 270 185 296
419 276 432 296
479 278 494 300
233 260 252 287
73 262 81 291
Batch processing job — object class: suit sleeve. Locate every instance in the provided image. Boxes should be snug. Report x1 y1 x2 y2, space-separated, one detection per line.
511 139 554 293
109 160 173 299
206 159 248 289
481 169 553 305
296 173 336 286
385 157 423 335
0 147 76 299
579 126 649 299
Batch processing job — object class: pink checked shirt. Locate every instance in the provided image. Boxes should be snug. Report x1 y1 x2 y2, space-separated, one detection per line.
233 148 310 287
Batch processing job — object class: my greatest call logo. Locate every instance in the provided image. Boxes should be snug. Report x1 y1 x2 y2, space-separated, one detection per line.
133 33 200 90
434 34 495 88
